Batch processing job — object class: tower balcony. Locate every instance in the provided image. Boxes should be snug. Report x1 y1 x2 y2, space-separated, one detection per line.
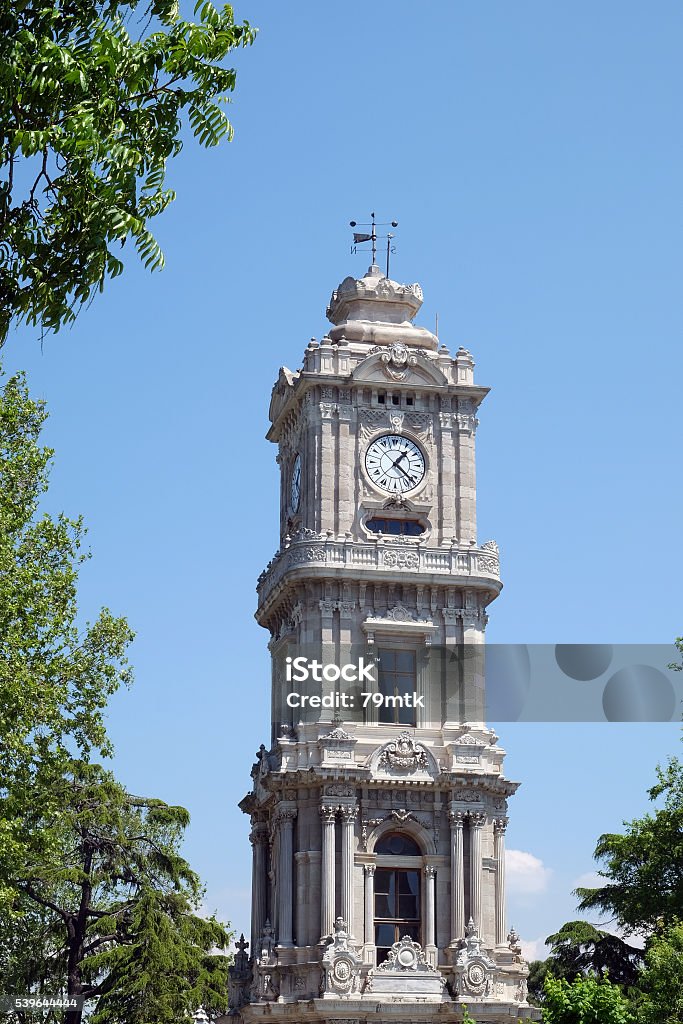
256 533 501 618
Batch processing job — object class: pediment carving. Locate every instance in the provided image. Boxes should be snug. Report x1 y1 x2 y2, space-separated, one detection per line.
352 348 448 387
368 731 440 778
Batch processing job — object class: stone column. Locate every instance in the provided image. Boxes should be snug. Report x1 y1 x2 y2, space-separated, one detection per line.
449 810 465 943
494 817 509 946
249 824 268 957
424 865 437 949
469 812 486 931
320 804 337 940
340 804 357 936
364 864 376 952
276 808 296 947
294 851 308 950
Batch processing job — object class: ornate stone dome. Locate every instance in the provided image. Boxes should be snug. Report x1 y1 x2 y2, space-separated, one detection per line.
326 265 438 350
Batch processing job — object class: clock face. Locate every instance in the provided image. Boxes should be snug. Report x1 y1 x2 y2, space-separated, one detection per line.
289 454 302 513
364 434 426 494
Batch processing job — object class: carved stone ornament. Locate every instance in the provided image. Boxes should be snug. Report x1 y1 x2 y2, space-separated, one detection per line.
365 936 445 996
377 936 436 974
324 783 355 798
389 410 405 432
320 918 362 998
319 725 353 741
259 919 276 964
382 548 419 569
380 342 418 381
379 731 429 771
227 934 252 1012
507 926 522 957
453 919 497 999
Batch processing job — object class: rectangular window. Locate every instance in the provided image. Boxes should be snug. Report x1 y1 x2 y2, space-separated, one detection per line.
374 867 421 963
377 648 417 725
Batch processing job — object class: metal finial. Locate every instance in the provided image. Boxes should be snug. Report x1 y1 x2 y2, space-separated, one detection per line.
349 214 398 277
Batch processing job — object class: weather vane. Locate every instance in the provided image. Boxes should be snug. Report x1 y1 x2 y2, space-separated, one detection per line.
350 212 398 278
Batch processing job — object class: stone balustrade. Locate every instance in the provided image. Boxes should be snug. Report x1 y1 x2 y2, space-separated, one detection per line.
257 534 500 608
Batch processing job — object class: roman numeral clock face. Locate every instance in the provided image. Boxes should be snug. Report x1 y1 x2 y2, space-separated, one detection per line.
364 434 426 494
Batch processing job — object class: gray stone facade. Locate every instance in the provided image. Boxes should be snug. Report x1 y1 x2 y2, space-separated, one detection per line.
228 265 538 1023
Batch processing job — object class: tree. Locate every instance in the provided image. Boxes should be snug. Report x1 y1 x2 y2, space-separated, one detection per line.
637 923 683 1024
0 0 256 343
575 748 683 935
3 761 232 1024
527 959 550 1005
542 921 642 990
540 974 632 1024
0 368 233 1021
0 367 133 906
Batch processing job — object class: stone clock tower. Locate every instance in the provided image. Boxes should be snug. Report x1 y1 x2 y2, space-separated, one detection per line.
228 263 537 1023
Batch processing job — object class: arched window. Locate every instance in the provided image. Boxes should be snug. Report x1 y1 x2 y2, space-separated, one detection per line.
375 833 421 856
374 831 421 963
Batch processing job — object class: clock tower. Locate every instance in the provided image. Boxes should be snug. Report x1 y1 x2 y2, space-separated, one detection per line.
229 262 537 1022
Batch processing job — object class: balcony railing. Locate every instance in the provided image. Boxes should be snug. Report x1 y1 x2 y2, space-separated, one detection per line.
256 533 500 606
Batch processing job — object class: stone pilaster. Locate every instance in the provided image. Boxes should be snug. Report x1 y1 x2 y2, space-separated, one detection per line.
469 812 486 931
340 804 357 937
320 803 337 940
364 863 376 961
276 807 297 947
494 817 509 946
438 409 457 543
424 864 437 955
449 809 465 944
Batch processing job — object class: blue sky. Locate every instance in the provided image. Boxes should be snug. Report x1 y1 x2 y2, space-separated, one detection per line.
3 1 682 958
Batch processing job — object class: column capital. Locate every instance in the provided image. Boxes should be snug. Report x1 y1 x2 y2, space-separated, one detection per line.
275 806 297 827
320 803 337 822
469 811 486 827
424 864 437 878
249 827 269 846
493 816 509 834
448 809 465 828
364 863 376 877
339 804 358 823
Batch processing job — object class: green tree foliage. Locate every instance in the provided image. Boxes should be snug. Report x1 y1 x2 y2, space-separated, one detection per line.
671 637 683 672
0 0 256 342
0 368 134 904
540 974 633 1024
3 761 231 1024
0 369 232 1021
527 959 550 1005
543 921 642 989
637 923 683 1024
576 749 683 935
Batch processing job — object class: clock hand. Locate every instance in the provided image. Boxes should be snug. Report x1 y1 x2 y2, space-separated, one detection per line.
389 452 407 470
